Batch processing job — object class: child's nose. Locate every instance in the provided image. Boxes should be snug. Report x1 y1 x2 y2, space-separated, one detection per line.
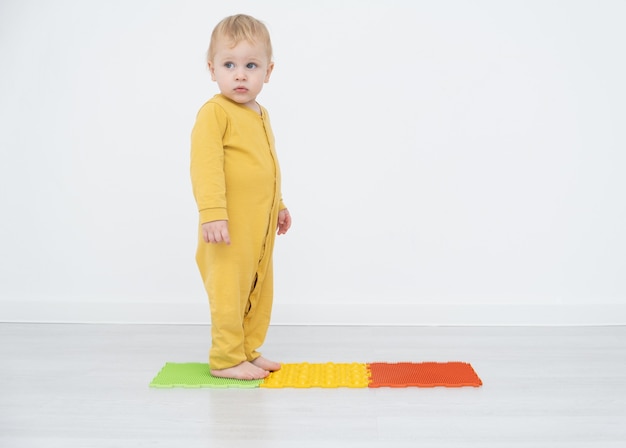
235 70 247 80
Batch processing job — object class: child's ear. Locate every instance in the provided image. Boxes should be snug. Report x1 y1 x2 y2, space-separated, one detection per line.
207 61 217 81
264 62 274 83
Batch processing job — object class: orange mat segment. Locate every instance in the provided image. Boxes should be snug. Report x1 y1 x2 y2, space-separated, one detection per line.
368 362 483 388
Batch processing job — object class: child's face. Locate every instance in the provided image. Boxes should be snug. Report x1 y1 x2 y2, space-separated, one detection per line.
208 39 274 110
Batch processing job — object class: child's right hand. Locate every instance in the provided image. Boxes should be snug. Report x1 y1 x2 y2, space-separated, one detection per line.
201 220 231 245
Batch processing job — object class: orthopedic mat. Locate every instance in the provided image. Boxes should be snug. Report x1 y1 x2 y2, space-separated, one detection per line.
368 362 483 388
149 362 264 388
261 363 370 388
150 362 482 388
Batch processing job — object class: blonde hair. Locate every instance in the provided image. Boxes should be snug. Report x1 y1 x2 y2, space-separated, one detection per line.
207 14 273 63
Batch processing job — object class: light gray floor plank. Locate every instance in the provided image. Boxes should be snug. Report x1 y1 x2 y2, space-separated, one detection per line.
0 324 625 447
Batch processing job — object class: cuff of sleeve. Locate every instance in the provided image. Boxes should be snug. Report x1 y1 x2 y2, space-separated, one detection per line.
199 208 228 224
279 200 287 211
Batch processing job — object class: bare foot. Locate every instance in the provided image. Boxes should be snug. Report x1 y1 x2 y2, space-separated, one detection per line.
251 356 281 372
210 361 269 380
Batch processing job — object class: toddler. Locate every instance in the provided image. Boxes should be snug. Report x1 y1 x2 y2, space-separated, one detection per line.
190 14 291 380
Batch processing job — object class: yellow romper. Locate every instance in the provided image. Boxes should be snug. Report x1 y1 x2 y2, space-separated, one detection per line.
190 94 285 370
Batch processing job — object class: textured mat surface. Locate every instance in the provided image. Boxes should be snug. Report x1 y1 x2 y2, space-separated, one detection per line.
368 362 483 388
149 362 264 388
150 361 482 388
261 363 369 388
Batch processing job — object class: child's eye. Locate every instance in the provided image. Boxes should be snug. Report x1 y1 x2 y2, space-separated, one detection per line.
246 63 257 69
224 62 235 69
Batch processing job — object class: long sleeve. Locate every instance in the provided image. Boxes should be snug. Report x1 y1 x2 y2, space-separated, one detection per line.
190 102 230 223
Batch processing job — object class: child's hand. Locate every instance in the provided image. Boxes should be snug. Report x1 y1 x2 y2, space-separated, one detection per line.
277 209 292 235
201 220 231 244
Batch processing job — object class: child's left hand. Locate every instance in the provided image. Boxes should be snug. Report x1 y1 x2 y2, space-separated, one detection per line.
277 208 292 235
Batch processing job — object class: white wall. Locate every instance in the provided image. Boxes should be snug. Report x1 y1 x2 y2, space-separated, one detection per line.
1 0 625 325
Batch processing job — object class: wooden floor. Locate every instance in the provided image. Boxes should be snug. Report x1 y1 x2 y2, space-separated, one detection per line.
0 324 625 447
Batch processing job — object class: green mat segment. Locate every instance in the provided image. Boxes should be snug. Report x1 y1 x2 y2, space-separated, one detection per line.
149 362 264 389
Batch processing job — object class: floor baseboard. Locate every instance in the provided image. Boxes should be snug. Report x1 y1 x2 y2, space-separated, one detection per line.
1 300 624 326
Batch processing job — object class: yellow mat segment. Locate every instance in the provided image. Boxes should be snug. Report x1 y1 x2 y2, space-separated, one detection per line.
261 362 370 388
